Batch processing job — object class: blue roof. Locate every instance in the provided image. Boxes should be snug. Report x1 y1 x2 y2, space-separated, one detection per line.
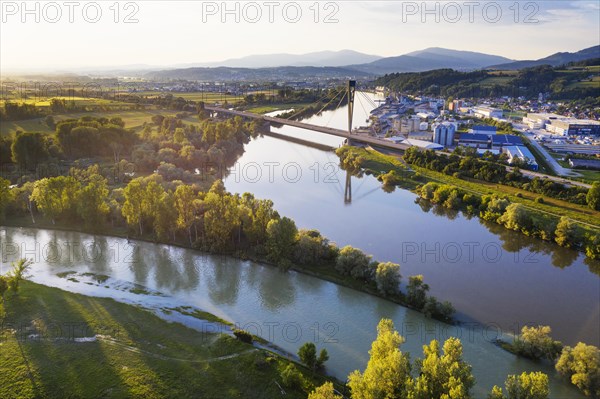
492 134 523 145
472 125 497 131
459 133 490 142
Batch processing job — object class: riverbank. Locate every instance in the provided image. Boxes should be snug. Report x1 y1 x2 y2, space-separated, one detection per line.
336 146 600 261
0 281 341 398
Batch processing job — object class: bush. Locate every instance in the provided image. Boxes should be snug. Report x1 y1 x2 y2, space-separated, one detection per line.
233 329 253 344
280 364 304 390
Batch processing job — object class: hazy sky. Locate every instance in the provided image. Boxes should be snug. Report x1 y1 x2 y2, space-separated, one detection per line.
1 0 599 71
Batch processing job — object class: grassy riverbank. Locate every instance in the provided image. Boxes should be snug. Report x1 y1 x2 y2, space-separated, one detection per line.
337 146 600 246
0 282 339 399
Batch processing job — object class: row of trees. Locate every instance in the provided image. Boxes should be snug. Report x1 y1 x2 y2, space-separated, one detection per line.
403 147 592 206
308 319 552 399
418 182 600 260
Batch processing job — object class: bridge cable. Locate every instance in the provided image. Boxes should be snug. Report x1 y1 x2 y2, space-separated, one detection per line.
324 91 347 128
283 87 343 121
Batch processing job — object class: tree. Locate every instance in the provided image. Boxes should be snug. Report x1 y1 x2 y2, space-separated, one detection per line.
30 176 80 224
406 275 429 310
11 131 49 170
174 184 197 244
280 364 303 390
122 178 146 235
555 217 578 248
154 191 177 241
0 178 11 222
348 319 412 399
0 276 8 302
298 342 317 370
335 246 373 280
203 185 240 251
375 262 401 296
498 203 531 232
513 326 563 361
297 342 329 371
76 177 110 229
587 182 600 211
308 382 342 399
317 348 329 369
410 337 475 399
556 342 600 398
293 229 330 265
266 217 298 265
489 372 549 399
7 258 33 294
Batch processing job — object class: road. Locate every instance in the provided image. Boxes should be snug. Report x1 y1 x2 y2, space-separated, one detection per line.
512 123 580 177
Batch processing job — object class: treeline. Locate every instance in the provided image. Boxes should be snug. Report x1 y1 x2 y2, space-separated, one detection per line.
244 87 322 105
403 147 592 206
0 173 454 322
417 182 600 260
308 319 556 399
375 64 600 102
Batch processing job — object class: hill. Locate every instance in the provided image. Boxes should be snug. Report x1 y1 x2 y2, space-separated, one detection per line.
489 46 600 70
186 50 383 68
347 48 513 74
375 62 600 101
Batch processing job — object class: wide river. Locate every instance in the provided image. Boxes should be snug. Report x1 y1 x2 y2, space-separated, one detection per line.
0 93 597 398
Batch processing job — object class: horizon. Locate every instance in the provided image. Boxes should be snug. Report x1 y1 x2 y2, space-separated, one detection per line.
1 1 599 73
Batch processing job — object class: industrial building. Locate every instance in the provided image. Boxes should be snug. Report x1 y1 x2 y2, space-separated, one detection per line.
491 134 523 149
523 113 600 136
502 146 539 170
433 122 456 147
458 133 491 149
472 106 503 119
471 125 497 135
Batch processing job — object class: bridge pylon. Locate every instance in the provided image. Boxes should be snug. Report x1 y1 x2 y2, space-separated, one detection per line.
347 80 356 134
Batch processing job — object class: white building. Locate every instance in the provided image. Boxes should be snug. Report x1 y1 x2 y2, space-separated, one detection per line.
502 146 539 171
473 106 503 119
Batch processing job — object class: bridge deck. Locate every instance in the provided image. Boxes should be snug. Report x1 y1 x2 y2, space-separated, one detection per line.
205 106 412 151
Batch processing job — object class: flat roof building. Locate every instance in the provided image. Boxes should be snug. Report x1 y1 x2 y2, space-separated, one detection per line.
492 134 523 148
458 133 491 149
471 125 497 135
502 146 538 171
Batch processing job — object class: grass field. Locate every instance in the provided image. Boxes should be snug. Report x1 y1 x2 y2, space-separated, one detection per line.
478 76 514 87
0 281 337 399
135 91 246 103
566 76 600 89
0 109 206 137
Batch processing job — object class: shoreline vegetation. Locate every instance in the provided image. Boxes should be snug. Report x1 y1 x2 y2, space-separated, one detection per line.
336 145 600 264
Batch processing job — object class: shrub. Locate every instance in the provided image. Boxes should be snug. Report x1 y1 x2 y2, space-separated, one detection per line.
233 329 253 344
280 364 304 390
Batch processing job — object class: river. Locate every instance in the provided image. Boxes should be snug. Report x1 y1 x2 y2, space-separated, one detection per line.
222 93 599 347
0 227 586 398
